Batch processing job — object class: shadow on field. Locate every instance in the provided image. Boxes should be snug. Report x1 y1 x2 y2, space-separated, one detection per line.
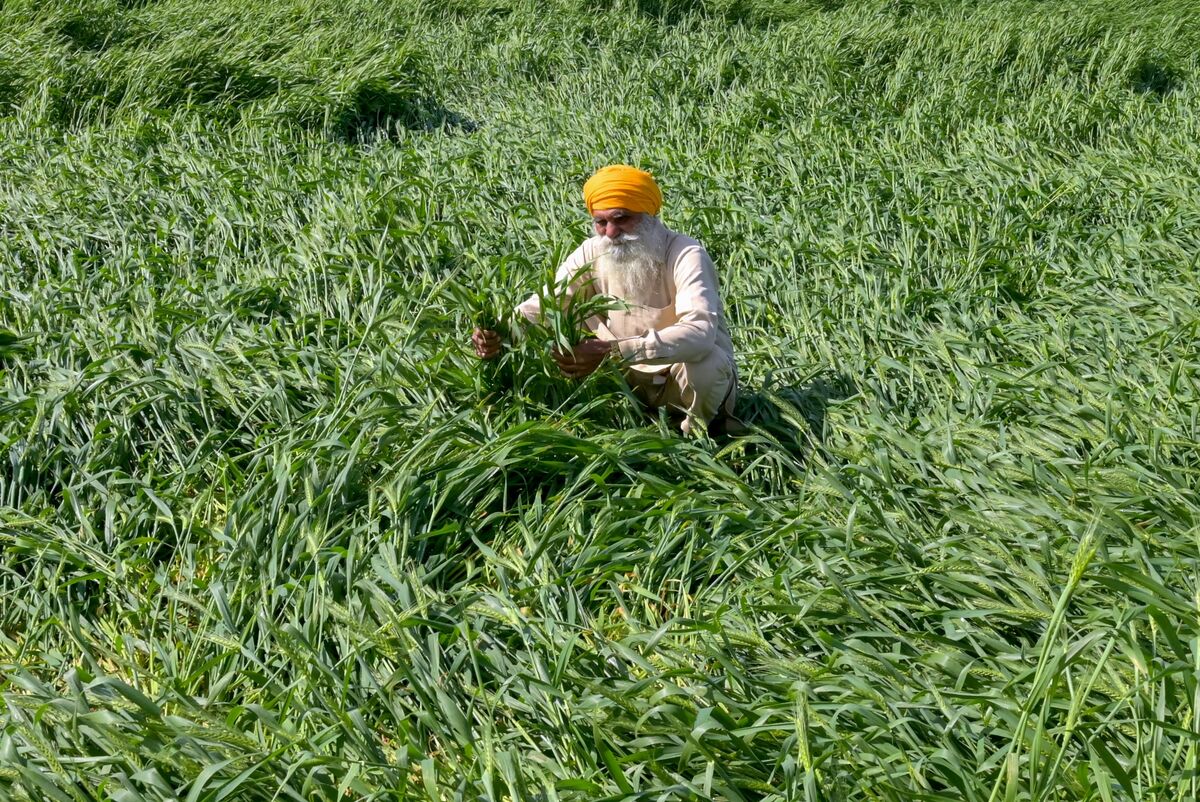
407 99 479 135
730 371 857 450
57 12 134 51
1129 58 1183 98
337 92 480 142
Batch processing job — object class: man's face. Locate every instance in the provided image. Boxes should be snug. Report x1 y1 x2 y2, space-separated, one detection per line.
592 208 643 243
593 210 664 299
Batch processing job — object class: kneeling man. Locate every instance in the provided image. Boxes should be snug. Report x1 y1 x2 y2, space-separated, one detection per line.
472 164 737 435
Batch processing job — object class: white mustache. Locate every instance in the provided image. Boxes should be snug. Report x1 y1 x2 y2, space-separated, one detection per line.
602 231 641 248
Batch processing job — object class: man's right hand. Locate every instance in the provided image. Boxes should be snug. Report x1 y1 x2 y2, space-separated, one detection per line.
471 328 502 359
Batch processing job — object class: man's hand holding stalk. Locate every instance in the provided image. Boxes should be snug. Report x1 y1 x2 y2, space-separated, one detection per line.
471 325 616 380
471 327 503 360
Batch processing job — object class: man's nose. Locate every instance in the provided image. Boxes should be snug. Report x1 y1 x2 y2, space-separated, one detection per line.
604 223 620 239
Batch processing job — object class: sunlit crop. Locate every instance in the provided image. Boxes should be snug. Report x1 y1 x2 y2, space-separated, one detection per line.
2 0 1199 799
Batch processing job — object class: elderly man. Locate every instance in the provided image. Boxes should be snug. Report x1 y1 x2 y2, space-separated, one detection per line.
471 164 738 435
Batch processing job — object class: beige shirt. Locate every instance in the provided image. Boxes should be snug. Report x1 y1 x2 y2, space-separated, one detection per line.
515 217 735 373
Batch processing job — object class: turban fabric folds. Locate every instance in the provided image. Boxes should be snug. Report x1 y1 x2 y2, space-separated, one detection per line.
583 165 662 216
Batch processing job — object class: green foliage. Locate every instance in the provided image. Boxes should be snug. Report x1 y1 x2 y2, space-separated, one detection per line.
2 0 1200 799
0 0 431 134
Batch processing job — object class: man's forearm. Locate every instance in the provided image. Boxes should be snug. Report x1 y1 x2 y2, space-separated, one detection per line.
614 314 717 365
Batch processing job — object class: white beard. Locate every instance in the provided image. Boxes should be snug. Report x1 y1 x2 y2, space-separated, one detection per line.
595 217 667 301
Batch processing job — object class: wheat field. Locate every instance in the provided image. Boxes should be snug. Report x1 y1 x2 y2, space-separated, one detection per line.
2 1 1199 799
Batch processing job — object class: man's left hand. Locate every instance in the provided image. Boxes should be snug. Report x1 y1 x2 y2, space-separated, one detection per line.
553 339 615 380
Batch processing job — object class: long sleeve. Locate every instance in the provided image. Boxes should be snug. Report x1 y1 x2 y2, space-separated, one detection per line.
515 242 597 324
614 244 724 366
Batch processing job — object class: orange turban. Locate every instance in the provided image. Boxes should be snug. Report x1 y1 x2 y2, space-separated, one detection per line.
583 165 662 216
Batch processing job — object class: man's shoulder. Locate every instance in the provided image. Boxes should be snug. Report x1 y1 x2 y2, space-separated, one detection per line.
582 234 609 257
562 236 605 270
662 226 710 263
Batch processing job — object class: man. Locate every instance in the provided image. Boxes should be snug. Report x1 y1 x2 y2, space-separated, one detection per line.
471 164 738 435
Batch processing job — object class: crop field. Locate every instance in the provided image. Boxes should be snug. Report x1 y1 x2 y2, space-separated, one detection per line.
2 0 1200 799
